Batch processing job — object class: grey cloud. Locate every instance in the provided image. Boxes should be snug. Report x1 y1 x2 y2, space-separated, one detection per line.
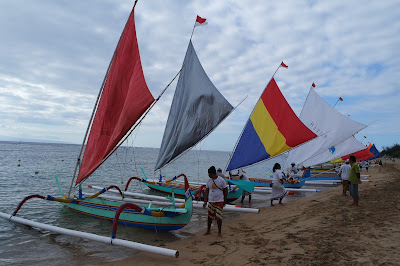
0 0 398 151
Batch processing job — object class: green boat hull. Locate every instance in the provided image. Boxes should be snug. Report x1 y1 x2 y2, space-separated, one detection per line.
140 181 243 203
62 196 192 231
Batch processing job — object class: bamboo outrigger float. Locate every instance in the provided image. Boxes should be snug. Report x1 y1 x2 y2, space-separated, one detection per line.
0 212 179 258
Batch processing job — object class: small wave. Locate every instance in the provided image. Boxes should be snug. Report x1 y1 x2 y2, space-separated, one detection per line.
16 239 35 245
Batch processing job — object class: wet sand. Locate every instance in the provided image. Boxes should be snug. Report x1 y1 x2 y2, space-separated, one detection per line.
114 161 399 265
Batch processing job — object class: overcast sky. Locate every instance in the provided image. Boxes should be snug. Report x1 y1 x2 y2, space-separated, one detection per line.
0 0 398 152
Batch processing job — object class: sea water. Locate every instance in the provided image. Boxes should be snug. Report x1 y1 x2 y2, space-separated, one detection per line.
0 141 318 265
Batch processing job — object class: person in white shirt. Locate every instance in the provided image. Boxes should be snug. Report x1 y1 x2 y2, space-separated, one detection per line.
290 162 298 176
270 163 287 206
338 159 351 196
216 168 225 178
203 166 228 237
238 169 252 203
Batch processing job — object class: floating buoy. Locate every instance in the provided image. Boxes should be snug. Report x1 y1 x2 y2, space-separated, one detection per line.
35 171 39 174
17 164 21 167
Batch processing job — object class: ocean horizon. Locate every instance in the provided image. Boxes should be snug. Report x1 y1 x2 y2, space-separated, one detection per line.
0 141 310 265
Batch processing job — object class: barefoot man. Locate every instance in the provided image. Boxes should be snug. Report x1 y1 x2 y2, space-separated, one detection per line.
338 159 351 196
203 166 228 236
348 155 361 206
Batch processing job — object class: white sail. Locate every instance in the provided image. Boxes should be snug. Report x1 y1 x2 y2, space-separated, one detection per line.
301 136 366 167
284 88 367 169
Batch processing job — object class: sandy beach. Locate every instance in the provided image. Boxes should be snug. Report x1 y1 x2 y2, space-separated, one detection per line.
113 161 400 265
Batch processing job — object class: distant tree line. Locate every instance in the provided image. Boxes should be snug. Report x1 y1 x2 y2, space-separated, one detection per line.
381 143 400 158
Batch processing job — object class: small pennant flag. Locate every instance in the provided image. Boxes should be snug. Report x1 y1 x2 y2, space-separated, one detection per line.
280 62 288 68
339 97 343 101
195 16 208 27
364 136 367 138
312 83 316 87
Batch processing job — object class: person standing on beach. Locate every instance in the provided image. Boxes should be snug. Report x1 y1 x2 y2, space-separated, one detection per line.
338 159 351 196
203 166 228 236
348 155 361 206
216 168 225 178
290 162 298 176
238 169 252 203
270 163 287 206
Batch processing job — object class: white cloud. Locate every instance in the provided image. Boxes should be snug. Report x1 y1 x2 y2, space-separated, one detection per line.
0 0 398 151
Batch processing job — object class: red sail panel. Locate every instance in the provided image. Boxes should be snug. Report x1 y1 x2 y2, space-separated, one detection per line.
76 6 154 185
341 148 374 162
261 78 317 147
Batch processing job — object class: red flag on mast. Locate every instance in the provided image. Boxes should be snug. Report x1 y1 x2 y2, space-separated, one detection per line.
280 62 288 68
339 97 343 101
195 16 208 27
312 83 316 87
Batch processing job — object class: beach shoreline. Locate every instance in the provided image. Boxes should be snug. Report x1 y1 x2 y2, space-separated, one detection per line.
112 160 400 265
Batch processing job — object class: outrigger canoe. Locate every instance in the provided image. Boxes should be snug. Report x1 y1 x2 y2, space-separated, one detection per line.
12 176 193 231
126 174 244 203
228 169 311 189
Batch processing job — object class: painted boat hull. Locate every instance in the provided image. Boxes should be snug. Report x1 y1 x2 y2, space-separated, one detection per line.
310 172 338 178
62 197 192 231
306 176 341 181
140 181 243 203
229 176 305 189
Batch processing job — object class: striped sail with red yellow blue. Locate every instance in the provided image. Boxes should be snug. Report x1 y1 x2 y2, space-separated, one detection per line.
226 78 317 171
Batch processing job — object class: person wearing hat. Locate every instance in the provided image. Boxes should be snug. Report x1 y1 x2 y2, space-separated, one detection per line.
338 159 351 196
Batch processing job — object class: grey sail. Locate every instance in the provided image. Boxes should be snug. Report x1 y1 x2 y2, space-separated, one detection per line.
155 41 233 171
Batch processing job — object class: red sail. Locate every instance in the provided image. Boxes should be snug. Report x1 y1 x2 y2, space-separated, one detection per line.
76 6 154 185
341 148 374 162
